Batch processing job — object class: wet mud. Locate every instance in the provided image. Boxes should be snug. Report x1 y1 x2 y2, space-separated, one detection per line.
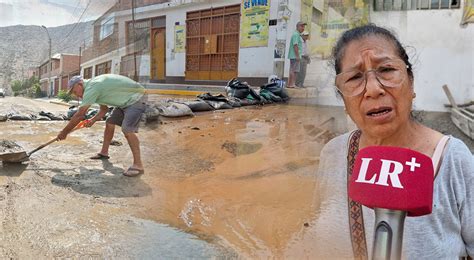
0 140 23 153
3 96 469 258
0 97 348 258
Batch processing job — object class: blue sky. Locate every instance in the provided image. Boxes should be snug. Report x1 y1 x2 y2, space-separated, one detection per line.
0 0 116 27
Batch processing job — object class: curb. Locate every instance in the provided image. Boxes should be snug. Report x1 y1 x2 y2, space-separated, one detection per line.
49 100 71 107
144 83 226 96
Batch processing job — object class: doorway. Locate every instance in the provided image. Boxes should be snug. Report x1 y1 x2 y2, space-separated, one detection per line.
185 4 240 81
151 28 166 81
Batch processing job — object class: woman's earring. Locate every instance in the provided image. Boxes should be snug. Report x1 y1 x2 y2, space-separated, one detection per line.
413 92 416 99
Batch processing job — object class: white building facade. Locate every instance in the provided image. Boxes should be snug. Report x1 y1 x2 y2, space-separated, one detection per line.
80 0 473 112
306 1 474 111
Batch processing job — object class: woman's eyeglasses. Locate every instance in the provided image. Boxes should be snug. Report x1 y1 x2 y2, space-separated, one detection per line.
335 59 409 97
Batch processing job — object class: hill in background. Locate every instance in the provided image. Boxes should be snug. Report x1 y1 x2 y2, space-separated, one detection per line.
0 21 93 93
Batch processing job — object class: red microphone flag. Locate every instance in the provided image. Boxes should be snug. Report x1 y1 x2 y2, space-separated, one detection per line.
348 146 434 217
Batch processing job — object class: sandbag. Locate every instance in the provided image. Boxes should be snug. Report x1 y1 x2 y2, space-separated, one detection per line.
261 80 289 101
197 93 228 102
227 97 242 107
144 105 160 122
39 111 64 121
226 87 250 99
8 114 32 121
205 101 233 110
225 78 251 99
36 116 52 121
240 99 262 106
248 88 262 101
260 89 282 103
182 100 215 112
157 102 194 117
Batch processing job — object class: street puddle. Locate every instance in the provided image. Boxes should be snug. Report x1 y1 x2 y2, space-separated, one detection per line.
135 104 349 258
0 102 350 258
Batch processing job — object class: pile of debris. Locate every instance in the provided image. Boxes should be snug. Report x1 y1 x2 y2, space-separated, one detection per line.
0 111 68 122
143 77 290 121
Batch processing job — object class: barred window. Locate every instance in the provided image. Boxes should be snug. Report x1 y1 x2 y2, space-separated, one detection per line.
120 53 139 78
83 67 93 79
374 0 459 10
95 61 111 76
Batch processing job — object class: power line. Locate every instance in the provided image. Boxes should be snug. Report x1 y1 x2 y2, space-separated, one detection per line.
70 0 83 20
56 29 94 54
55 0 92 50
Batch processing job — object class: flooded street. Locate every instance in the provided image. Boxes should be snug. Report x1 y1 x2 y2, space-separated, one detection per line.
1 96 472 258
0 96 349 258
135 104 347 258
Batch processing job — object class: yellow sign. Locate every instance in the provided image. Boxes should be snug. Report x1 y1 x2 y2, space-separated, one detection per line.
240 0 270 48
175 25 185 53
310 0 370 58
462 0 474 24
301 0 313 33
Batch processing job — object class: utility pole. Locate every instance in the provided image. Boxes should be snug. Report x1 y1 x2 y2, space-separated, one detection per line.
42 25 52 97
79 45 82 73
131 0 138 81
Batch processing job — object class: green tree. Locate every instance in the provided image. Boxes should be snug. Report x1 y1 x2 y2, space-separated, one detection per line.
11 80 23 93
10 76 42 97
57 90 72 102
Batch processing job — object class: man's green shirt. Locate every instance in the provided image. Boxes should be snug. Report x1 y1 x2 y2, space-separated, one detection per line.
287 31 302 59
81 74 145 108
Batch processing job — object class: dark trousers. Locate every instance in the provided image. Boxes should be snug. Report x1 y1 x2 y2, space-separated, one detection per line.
296 56 310 87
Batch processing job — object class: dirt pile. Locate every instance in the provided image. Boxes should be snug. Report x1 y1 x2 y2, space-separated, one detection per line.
0 140 23 153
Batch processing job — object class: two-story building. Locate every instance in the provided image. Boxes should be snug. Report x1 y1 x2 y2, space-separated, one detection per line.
80 0 473 111
39 53 81 96
80 0 267 85
26 67 40 79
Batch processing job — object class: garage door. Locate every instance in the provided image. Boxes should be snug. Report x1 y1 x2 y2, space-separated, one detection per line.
185 4 240 81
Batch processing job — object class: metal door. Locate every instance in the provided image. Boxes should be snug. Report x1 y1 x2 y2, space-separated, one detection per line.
185 4 240 81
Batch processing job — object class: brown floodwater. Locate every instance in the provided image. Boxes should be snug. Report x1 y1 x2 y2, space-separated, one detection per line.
0 98 350 258
131 103 349 258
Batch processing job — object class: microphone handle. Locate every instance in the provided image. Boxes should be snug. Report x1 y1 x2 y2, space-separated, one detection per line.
372 208 407 260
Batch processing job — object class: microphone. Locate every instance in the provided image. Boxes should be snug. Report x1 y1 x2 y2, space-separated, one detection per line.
348 146 434 260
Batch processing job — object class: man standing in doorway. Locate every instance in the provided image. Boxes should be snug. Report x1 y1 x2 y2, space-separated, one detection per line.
287 21 306 88
57 74 147 177
296 31 310 88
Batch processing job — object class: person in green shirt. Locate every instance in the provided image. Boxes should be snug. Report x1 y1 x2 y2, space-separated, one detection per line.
57 74 147 177
287 21 306 88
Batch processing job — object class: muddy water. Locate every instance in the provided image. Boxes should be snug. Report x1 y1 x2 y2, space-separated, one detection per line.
0 100 350 258
132 104 349 258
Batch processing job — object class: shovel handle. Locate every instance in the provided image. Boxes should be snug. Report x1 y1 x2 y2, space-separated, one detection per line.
27 120 89 157
27 137 59 156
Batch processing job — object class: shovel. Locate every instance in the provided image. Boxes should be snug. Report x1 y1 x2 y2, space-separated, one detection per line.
0 120 90 163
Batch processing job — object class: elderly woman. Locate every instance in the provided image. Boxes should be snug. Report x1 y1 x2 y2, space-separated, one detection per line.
314 24 473 259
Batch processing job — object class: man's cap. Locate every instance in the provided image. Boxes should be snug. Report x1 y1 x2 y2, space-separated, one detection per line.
67 75 83 93
297 21 307 26
301 31 310 36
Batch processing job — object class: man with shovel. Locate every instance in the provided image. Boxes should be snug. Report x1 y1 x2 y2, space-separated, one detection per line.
57 74 147 177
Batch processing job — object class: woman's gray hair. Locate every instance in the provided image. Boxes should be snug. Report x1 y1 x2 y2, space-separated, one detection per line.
329 24 414 97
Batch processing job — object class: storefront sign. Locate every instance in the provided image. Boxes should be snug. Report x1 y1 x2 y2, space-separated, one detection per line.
462 0 474 24
240 0 270 48
175 25 186 53
310 0 370 58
